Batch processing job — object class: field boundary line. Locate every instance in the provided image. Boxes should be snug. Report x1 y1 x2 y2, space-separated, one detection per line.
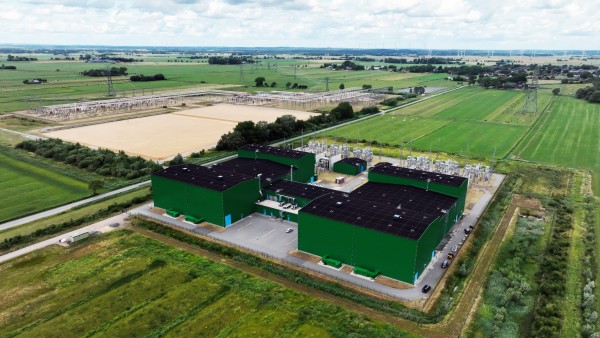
508 95 556 159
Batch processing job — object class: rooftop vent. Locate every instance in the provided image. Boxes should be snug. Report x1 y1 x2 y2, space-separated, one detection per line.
217 175 223 180
393 214 401 220
335 201 343 207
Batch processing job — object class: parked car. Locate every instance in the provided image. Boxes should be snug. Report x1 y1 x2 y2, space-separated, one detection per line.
447 253 455 260
421 285 432 293
451 245 459 253
464 228 471 234
285 228 294 233
441 260 450 269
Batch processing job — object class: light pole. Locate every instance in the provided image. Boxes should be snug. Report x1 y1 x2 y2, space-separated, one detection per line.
257 173 262 196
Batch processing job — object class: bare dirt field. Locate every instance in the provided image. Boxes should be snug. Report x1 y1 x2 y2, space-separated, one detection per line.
45 104 315 161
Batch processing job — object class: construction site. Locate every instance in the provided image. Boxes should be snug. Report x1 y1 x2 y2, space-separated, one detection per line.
140 143 502 295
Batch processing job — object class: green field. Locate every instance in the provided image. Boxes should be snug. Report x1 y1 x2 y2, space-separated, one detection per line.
0 56 451 112
0 231 414 338
0 150 89 223
515 96 600 195
321 87 533 158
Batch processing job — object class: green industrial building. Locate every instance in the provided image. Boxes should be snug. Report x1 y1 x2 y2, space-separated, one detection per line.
298 180 462 284
238 144 317 183
369 162 468 220
333 157 367 176
152 157 293 227
151 145 468 284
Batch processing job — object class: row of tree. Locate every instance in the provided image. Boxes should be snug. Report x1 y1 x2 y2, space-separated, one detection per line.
575 80 600 103
6 55 37 61
321 60 365 71
15 139 162 179
208 56 254 65
130 74 166 82
0 64 16 70
215 102 379 150
81 67 128 77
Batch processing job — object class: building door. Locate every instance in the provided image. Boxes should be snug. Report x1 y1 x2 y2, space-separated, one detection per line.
225 214 232 226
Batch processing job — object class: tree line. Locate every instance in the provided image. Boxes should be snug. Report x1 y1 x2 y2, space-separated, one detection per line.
576 80 600 103
216 102 379 150
0 64 16 70
81 67 128 77
6 55 37 61
321 60 365 71
208 56 255 65
130 74 166 82
15 138 162 179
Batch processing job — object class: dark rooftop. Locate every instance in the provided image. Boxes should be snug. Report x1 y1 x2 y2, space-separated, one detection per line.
370 163 467 187
301 192 439 240
154 158 291 192
240 144 312 159
266 180 334 201
352 182 457 218
153 164 254 192
211 158 291 183
337 157 367 166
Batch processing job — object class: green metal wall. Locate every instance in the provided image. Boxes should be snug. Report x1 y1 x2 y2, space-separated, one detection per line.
152 175 224 225
152 175 260 227
222 178 261 225
238 149 316 183
298 212 423 283
333 161 360 175
368 171 468 217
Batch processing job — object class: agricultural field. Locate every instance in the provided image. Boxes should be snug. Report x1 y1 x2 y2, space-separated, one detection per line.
0 150 89 223
45 104 316 160
514 96 600 195
322 87 534 158
0 55 451 113
0 231 414 338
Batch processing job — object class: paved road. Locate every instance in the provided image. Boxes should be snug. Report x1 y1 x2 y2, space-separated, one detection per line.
0 127 46 140
0 181 150 231
0 213 126 264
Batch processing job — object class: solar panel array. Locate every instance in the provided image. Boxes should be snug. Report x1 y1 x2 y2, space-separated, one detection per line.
266 180 334 201
370 162 467 187
300 182 458 240
241 144 311 159
154 158 291 192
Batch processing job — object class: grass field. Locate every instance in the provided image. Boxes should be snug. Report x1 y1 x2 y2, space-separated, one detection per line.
321 87 533 158
0 57 451 112
0 187 149 244
0 231 415 338
515 96 600 195
0 150 89 223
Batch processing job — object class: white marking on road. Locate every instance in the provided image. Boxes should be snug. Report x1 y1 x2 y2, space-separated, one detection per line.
287 238 297 246
237 221 253 231
258 228 276 240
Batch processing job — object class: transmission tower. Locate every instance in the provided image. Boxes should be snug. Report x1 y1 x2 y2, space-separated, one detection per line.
518 66 539 114
106 65 115 97
239 64 245 83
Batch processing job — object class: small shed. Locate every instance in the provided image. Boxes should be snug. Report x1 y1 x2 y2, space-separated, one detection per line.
333 157 367 176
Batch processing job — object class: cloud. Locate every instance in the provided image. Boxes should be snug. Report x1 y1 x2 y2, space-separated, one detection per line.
0 0 597 49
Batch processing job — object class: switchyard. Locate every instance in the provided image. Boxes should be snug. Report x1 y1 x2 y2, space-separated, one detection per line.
148 143 496 289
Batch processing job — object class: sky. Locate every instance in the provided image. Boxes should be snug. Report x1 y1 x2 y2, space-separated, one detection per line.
0 0 598 50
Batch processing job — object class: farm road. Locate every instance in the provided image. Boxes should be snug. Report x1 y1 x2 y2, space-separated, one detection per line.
0 213 126 264
0 181 150 231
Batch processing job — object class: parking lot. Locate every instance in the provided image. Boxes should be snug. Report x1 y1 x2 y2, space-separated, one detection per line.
211 214 298 258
